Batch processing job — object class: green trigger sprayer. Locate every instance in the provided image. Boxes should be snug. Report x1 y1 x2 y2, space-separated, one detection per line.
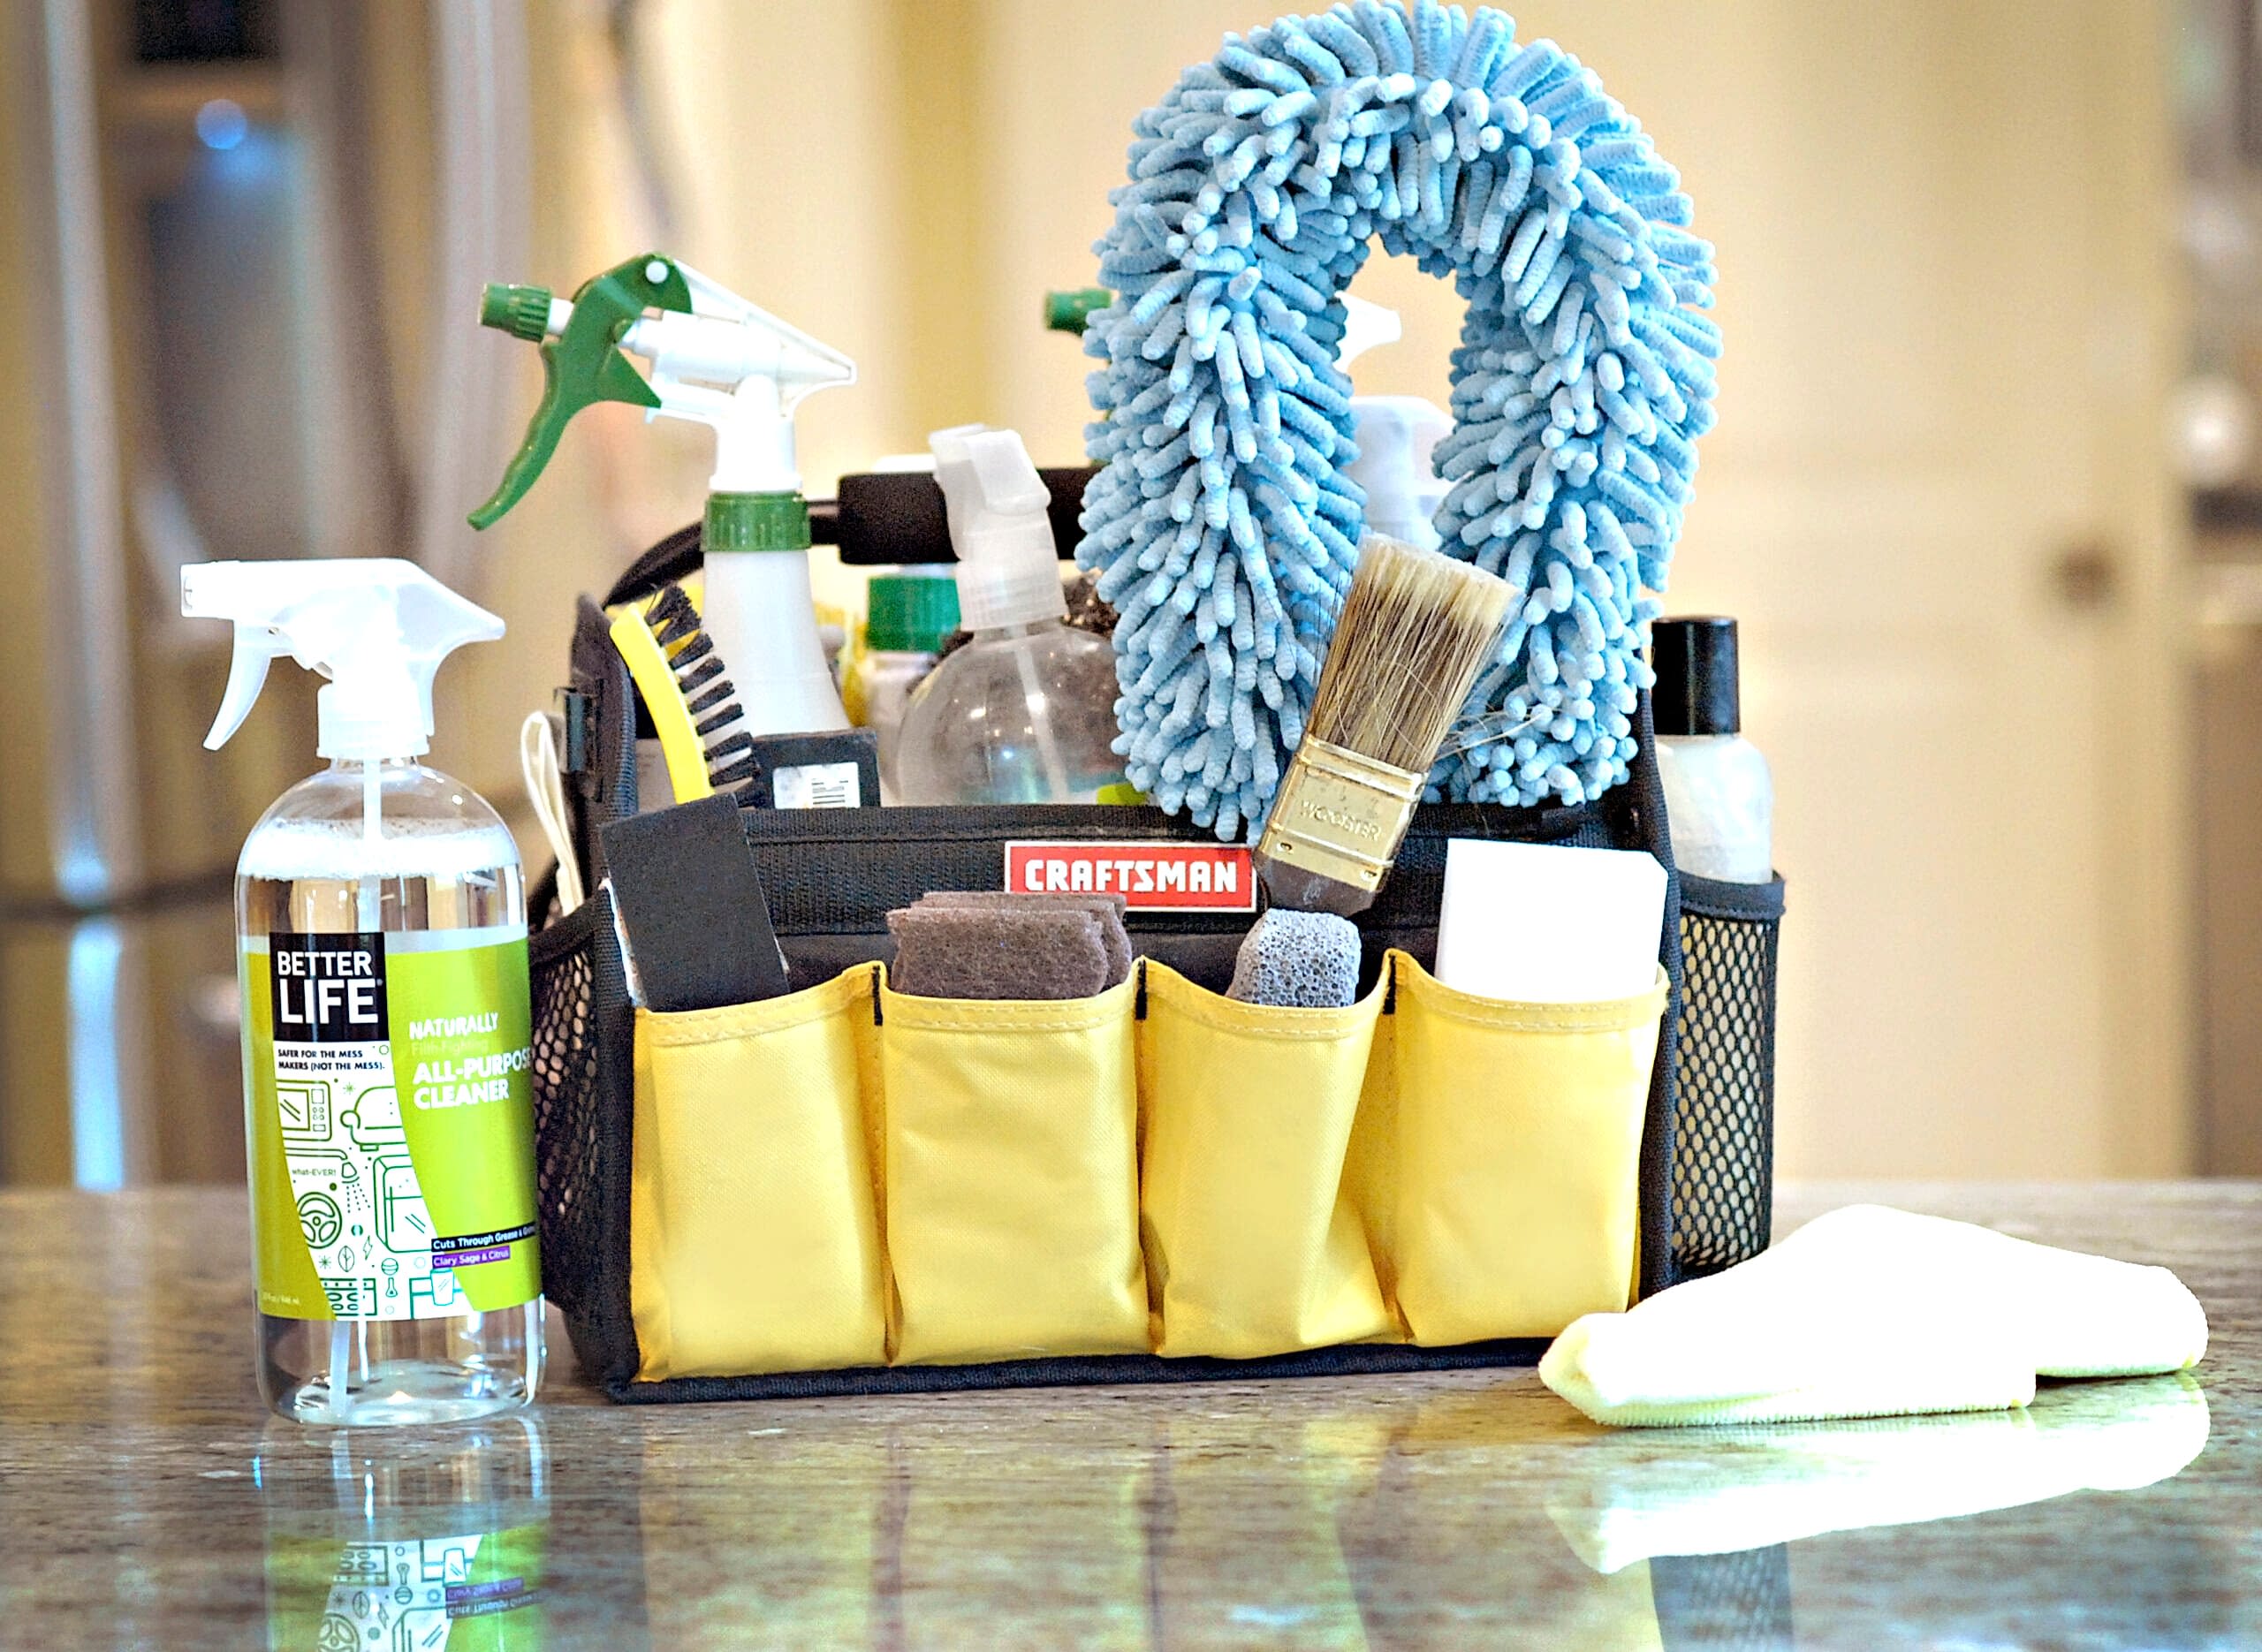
472 253 854 735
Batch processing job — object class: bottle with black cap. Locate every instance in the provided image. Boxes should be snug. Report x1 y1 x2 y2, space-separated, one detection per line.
1652 617 1773 883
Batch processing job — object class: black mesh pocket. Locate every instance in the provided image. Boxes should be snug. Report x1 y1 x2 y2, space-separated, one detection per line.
530 912 597 1318
528 891 640 1387
1670 873 1785 1277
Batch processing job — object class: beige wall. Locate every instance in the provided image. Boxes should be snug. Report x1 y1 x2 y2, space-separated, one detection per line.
0 0 2192 1182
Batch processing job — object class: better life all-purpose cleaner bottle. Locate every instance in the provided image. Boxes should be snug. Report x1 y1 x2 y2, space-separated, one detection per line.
896 426 1127 805
184 558 543 1427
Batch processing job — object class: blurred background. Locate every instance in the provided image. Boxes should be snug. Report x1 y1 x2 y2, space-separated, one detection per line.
0 0 2249 1187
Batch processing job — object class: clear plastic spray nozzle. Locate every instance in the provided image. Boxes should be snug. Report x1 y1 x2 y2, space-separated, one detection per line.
181 558 505 762
930 424 1065 632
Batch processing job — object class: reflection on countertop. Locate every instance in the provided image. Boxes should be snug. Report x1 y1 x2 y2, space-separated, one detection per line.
1 1183 2256 1649
252 1416 550 1646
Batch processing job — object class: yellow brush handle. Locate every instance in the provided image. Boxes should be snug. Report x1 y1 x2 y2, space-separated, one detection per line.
609 611 713 803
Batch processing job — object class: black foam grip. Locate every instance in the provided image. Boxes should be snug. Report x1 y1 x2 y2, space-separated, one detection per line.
824 466 1098 565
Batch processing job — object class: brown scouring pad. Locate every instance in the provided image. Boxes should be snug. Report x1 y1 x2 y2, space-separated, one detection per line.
885 904 1112 1000
915 891 1131 987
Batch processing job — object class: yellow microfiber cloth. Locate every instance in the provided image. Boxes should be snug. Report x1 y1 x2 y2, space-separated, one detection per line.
1539 1205 2209 1428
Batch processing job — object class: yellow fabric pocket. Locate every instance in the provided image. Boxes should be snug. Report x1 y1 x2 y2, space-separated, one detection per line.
1139 966 1394 1358
630 966 888 1380
1356 953 1665 1345
879 974 1148 1364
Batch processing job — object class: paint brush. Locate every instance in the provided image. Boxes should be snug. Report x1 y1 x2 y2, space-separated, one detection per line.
1255 535 1514 915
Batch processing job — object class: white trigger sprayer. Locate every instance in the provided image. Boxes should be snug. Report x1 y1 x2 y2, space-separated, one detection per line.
470 253 853 736
1337 294 1453 553
187 557 505 762
184 557 505 848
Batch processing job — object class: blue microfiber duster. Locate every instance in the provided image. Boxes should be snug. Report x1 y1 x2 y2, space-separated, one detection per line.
1080 0 1717 836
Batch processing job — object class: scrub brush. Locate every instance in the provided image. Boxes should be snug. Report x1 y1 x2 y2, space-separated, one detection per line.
644 583 757 794
607 581 755 804
1254 535 1512 915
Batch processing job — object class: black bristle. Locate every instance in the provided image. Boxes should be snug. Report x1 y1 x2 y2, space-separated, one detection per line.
687 679 737 717
645 580 753 795
646 583 702 645
675 655 725 696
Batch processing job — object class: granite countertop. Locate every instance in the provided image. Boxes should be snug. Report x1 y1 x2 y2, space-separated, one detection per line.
1 1182 2255 1649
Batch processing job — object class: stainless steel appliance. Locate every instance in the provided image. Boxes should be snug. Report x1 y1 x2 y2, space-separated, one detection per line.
0 0 530 1184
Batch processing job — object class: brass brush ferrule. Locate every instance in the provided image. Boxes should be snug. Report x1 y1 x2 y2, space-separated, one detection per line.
1253 736 1426 914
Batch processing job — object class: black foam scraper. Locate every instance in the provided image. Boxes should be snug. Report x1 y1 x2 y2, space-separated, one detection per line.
600 794 791 1012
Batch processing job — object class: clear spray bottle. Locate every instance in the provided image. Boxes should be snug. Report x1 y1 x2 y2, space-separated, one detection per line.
185 559 543 1426
895 425 1127 805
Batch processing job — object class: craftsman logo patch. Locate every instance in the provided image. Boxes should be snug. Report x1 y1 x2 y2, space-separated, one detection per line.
1004 841 1256 912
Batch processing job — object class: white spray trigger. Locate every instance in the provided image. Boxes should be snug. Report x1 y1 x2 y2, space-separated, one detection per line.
612 261 855 496
203 622 287 751
1338 294 1402 369
1326 296 1451 550
182 559 504 761
963 436 1051 517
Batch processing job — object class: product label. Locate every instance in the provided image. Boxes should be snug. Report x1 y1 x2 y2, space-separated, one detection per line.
241 928 540 1322
266 1523 545 1651
1003 841 1257 913
772 760 863 809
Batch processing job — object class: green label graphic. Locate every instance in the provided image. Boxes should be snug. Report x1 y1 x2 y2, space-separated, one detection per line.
243 928 541 1322
266 1523 546 1651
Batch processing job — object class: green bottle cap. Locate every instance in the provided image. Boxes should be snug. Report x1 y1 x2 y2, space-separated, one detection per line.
480 282 553 343
865 573 960 653
705 491 810 552
1044 288 1112 336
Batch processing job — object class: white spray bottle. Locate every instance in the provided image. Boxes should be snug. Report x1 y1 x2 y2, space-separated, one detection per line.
470 252 852 735
1337 294 1454 550
184 557 544 1428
